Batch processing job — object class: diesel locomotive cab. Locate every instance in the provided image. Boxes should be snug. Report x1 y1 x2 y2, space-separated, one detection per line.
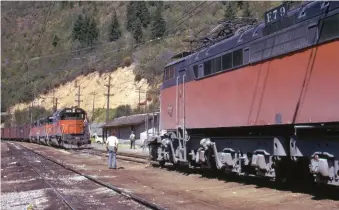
54 107 90 148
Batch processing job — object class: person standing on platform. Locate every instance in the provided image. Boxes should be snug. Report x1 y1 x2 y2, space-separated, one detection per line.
129 131 136 149
106 131 119 169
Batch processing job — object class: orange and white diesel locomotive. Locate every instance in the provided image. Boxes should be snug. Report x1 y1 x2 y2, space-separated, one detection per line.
148 2 339 187
2 107 91 149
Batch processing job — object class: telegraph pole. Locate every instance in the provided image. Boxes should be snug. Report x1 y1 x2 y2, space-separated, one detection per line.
90 91 97 122
104 76 114 123
52 89 56 112
30 90 35 124
75 84 83 107
135 87 146 112
54 98 59 112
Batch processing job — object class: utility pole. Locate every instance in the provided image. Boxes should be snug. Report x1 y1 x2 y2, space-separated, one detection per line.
51 89 56 112
54 98 59 112
135 87 146 112
75 84 83 107
30 101 33 124
104 76 114 123
90 91 98 122
30 90 35 124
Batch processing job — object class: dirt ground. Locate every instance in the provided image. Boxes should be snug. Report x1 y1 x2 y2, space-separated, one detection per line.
1 142 149 210
4 142 339 210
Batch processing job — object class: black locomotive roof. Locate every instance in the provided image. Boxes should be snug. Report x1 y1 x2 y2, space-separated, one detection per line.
165 1 339 69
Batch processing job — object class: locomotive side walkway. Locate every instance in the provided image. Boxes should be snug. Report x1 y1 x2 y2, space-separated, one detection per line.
4 142 339 210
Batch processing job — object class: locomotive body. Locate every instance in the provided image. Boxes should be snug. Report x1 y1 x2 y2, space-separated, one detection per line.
48 107 90 148
150 1 339 186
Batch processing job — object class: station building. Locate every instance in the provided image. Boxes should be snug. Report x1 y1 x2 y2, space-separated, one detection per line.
101 112 160 142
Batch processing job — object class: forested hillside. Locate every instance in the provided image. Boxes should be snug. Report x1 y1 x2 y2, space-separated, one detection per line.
2 1 299 125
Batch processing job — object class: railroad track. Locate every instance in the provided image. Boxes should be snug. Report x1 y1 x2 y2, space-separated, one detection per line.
71 147 150 164
7 142 166 210
7 141 339 201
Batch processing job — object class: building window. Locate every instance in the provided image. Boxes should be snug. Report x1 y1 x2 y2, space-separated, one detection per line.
222 53 232 70
233 49 243 67
319 13 339 42
204 60 212 76
193 65 198 78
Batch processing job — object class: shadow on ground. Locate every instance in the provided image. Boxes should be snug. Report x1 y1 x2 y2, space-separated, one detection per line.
151 163 339 201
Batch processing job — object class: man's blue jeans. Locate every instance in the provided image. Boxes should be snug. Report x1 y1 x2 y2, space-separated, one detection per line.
108 149 117 169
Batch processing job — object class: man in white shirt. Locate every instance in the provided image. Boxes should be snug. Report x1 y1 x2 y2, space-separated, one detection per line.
129 131 136 149
106 131 119 169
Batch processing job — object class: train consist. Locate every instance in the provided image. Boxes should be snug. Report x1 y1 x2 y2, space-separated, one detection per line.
1 107 91 148
148 2 339 187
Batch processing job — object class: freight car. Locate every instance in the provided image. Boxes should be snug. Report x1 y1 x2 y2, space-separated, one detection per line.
148 1 339 187
1 107 91 149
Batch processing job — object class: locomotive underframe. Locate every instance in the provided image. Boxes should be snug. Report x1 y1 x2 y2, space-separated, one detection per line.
148 124 339 186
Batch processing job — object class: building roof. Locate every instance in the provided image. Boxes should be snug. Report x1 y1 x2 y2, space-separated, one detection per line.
101 112 159 128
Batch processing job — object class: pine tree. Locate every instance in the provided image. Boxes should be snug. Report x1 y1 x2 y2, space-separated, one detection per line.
133 18 143 43
72 13 99 47
72 14 84 42
126 1 150 32
224 2 236 20
88 17 99 46
109 10 121 42
150 6 166 39
242 2 251 18
52 35 59 47
126 2 136 32
138 1 151 28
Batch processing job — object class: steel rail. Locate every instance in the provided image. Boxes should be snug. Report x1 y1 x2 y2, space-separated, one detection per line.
7 142 77 210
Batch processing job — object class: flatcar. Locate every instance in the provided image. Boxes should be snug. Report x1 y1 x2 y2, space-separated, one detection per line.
149 1 339 187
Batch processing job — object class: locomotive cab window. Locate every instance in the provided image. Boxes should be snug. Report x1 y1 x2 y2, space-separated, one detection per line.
60 113 85 120
164 66 175 81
